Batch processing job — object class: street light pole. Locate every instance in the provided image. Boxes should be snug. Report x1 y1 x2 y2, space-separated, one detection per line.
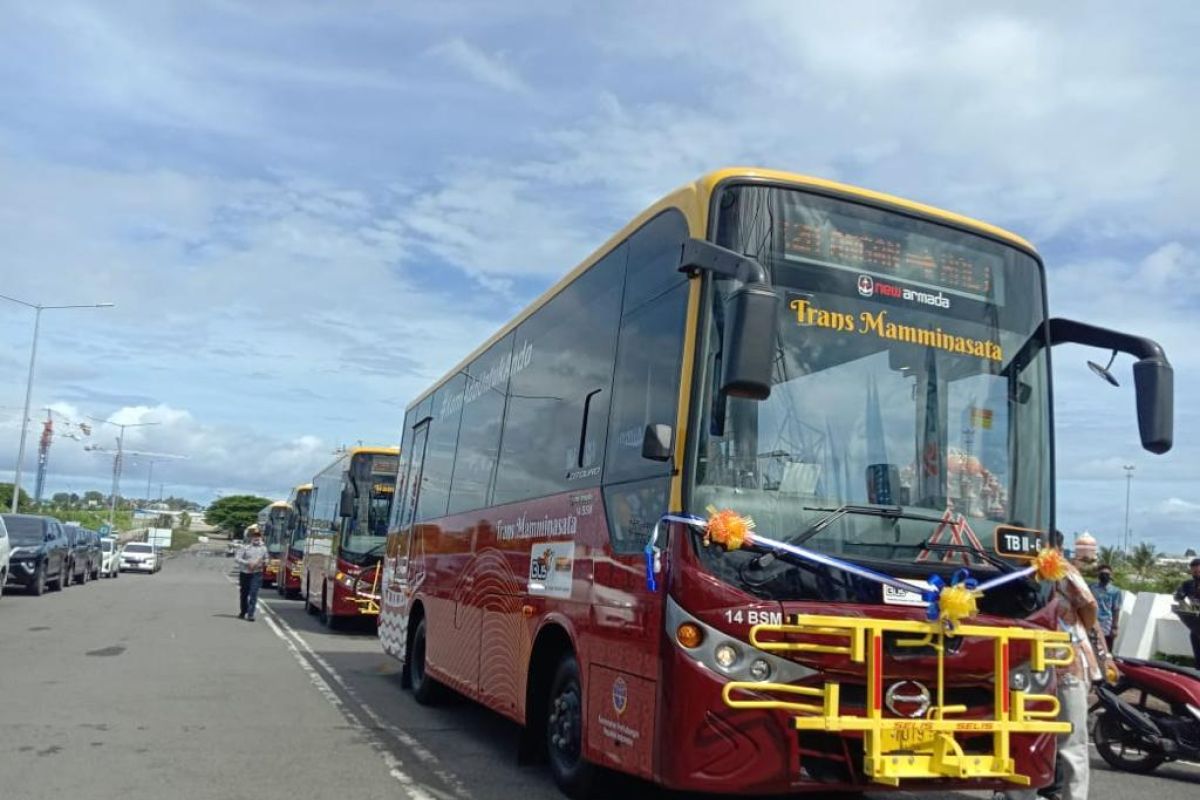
1123 464 1135 553
1 293 114 512
89 418 160 529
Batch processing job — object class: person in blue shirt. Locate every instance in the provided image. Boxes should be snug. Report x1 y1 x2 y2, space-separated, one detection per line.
1089 563 1123 652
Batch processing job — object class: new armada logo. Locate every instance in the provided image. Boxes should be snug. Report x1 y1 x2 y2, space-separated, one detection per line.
885 680 932 718
858 274 951 309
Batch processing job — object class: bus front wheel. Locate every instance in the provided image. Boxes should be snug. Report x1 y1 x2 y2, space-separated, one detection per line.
546 654 596 798
409 617 444 706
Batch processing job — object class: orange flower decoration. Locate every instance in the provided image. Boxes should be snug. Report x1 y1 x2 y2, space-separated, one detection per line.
1033 547 1068 582
703 505 755 550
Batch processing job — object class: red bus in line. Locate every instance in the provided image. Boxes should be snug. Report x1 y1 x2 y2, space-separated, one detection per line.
276 483 311 598
256 500 290 588
378 168 1172 796
304 447 399 628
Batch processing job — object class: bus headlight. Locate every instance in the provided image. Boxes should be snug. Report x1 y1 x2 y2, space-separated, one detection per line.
714 643 740 670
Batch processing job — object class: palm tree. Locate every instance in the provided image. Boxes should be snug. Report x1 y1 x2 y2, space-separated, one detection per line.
1127 542 1158 582
1097 545 1124 569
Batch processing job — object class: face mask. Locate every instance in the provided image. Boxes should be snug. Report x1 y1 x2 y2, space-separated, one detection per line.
1099 574 1112 586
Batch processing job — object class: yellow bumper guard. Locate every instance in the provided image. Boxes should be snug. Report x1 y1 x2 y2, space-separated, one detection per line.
721 615 1073 786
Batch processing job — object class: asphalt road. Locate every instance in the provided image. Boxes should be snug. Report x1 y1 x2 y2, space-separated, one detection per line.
2 547 1198 800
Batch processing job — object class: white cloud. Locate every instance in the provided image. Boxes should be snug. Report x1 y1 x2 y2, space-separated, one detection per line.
429 37 530 95
1157 497 1200 517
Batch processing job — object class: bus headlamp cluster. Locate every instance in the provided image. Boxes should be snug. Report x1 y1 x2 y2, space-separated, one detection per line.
1008 664 1053 692
667 597 809 687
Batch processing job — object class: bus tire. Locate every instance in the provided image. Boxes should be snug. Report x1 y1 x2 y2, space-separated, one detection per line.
409 616 445 706
320 586 340 630
304 580 317 615
546 654 596 798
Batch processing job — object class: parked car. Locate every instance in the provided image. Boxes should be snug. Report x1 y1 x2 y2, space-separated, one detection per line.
83 528 102 580
62 523 92 586
0 516 9 596
119 542 158 573
1 514 70 595
99 537 121 578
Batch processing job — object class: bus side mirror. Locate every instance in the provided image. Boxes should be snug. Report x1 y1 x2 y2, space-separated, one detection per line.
721 283 780 399
641 424 673 462
678 238 779 401
1133 358 1173 454
339 486 355 518
1047 317 1174 454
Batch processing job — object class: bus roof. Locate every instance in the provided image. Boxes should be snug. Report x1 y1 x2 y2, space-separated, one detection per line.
345 446 398 458
269 500 290 509
408 167 1037 410
292 483 313 492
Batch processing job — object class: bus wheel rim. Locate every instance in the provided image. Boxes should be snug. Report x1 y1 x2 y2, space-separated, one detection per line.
548 681 582 765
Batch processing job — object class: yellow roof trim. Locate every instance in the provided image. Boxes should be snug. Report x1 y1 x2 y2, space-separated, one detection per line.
697 167 1037 253
268 500 290 509
407 167 1036 410
293 483 313 492
346 446 399 457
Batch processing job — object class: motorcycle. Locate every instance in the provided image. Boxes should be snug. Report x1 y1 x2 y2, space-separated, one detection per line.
1091 652 1200 774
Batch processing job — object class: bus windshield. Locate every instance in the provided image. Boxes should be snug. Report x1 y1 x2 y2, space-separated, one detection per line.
692 185 1051 603
342 453 397 564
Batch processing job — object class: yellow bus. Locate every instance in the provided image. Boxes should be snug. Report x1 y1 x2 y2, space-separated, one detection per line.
255 500 290 588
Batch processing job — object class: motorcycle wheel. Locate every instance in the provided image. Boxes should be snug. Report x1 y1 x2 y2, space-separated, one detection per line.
1093 709 1166 774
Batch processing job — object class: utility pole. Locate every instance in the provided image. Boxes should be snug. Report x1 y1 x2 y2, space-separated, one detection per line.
1 293 113 511
1123 464 1135 553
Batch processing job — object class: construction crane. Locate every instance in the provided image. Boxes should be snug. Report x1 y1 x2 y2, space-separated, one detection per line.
32 409 92 505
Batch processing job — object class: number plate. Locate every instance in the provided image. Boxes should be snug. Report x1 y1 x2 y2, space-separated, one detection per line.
882 580 932 607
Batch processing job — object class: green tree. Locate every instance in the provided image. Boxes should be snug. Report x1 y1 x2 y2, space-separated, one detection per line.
0 483 32 511
205 495 271 538
51 491 70 507
1127 542 1158 583
1097 545 1124 569
1187 548 1197 558
83 490 104 506
178 511 192 531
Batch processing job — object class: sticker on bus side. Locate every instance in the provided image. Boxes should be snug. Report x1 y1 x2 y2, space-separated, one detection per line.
528 541 574 598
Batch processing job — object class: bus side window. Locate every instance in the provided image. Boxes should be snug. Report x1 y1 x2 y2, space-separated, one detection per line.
602 212 690 554
447 334 514 515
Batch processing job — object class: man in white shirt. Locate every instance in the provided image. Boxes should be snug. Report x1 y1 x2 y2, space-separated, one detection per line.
235 526 269 622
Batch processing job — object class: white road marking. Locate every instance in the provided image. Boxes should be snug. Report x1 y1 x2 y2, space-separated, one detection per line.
258 599 472 800
259 608 442 800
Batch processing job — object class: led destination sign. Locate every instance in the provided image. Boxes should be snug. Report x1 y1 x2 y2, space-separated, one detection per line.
779 198 1004 301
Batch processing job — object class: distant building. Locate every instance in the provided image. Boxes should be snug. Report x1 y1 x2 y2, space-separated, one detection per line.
1074 531 1098 564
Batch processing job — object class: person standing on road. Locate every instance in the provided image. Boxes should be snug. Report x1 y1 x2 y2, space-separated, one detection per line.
236 525 269 622
1005 531 1116 800
1173 557 1200 666
1089 564 1123 653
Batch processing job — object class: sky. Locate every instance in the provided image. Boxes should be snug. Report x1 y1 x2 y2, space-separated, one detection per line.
0 1 1198 551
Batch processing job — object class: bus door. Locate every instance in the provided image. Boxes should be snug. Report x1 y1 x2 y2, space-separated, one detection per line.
386 422 429 666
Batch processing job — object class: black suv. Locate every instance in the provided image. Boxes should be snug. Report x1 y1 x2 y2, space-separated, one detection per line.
82 528 102 580
63 524 93 586
2 514 70 595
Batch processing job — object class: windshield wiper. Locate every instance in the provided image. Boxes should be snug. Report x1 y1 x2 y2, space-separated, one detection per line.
794 504 946 547
919 541 1017 574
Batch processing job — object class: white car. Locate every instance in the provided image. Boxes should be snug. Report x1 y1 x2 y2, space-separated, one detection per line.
0 516 10 595
99 537 121 578
119 542 158 573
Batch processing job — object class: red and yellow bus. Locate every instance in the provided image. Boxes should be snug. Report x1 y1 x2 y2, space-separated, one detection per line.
276 483 312 598
304 447 399 628
379 168 1173 796
256 500 290 588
